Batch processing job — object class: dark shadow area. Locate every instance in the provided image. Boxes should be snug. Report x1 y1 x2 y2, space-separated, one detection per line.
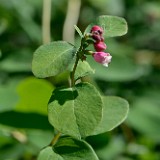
53 137 87 155
0 111 52 130
49 87 78 105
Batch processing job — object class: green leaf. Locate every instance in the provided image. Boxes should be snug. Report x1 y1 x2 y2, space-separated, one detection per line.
127 90 160 142
74 25 83 38
0 79 19 112
15 77 54 115
83 23 94 36
84 16 127 38
0 143 25 160
0 50 32 72
48 82 103 139
0 50 2 58
75 61 95 81
53 137 99 160
87 54 145 82
38 147 63 160
10 0 41 43
27 130 53 149
96 136 125 160
92 96 129 135
32 41 76 78
97 15 128 37
38 137 99 160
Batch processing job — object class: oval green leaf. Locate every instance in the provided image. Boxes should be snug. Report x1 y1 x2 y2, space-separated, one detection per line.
92 96 129 135
48 82 103 139
97 15 128 37
32 41 76 78
84 15 128 38
53 137 99 160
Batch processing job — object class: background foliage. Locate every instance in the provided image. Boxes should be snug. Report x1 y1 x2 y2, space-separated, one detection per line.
0 0 160 160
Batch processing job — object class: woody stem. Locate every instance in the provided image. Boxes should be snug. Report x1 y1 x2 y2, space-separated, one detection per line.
49 132 61 146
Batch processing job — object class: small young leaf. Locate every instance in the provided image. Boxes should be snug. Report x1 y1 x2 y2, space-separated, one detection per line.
53 137 99 160
38 147 63 160
83 23 94 36
74 25 83 38
48 82 103 139
32 41 76 78
92 96 129 135
75 61 95 81
97 15 128 37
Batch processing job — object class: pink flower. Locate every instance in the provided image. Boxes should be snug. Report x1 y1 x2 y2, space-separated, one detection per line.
94 41 107 52
90 25 111 67
93 52 112 67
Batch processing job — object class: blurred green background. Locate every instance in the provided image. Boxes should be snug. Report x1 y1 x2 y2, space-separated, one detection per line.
0 0 160 159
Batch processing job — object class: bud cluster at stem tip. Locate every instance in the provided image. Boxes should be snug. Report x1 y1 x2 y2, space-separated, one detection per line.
90 25 112 67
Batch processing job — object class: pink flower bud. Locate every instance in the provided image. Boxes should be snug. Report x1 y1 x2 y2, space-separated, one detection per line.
91 25 104 42
93 52 112 67
92 34 102 42
91 25 103 34
94 41 107 51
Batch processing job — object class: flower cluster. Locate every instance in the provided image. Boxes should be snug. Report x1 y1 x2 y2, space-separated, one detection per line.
90 25 112 67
